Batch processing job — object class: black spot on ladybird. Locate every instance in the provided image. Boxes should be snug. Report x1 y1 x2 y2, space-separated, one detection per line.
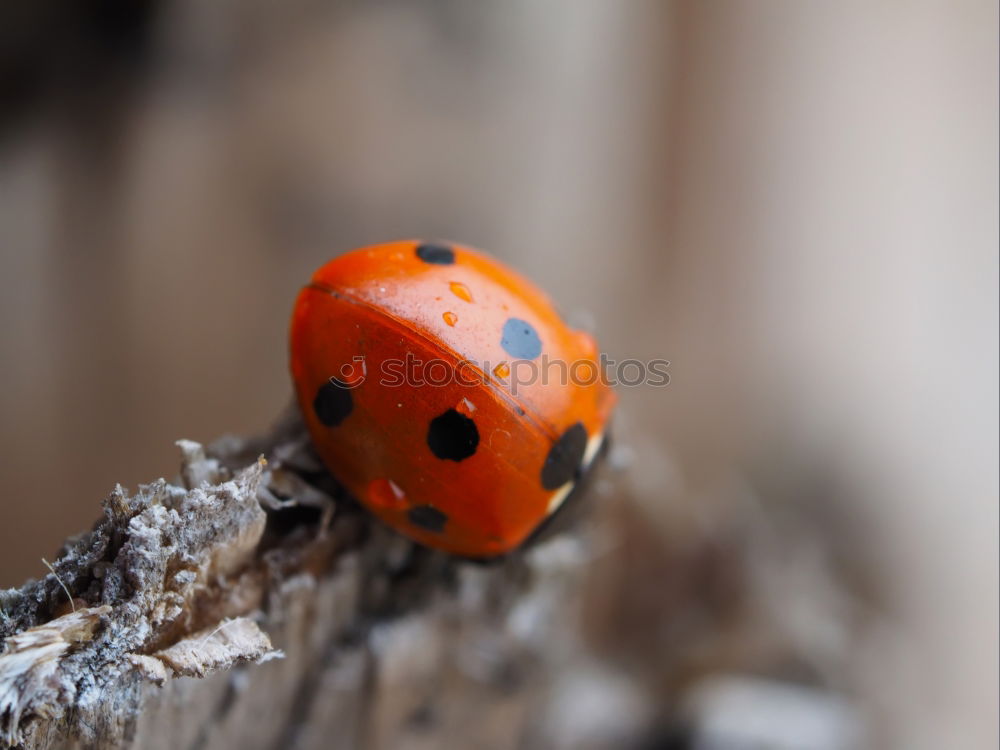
541 422 588 490
313 379 353 427
416 242 455 265
408 505 448 533
427 408 479 461
501 318 542 360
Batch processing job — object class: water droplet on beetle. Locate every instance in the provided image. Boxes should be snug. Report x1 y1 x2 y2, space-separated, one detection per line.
449 281 473 303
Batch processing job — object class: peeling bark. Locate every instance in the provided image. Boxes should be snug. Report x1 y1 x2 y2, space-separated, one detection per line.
0 408 605 749
0 405 869 750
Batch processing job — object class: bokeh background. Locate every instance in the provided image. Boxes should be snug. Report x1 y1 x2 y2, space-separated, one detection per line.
0 1 996 748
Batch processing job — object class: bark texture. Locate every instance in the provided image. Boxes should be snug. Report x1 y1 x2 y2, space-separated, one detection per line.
1 407 869 750
0 409 610 750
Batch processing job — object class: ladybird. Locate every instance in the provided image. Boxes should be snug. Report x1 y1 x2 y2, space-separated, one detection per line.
289 240 616 558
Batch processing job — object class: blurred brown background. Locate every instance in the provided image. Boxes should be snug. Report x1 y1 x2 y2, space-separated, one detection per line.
0 1 996 747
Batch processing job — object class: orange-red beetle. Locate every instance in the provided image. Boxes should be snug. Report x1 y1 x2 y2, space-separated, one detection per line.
289 240 616 558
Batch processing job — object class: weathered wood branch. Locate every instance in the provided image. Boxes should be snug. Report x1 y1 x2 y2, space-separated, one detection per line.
0 407 609 749
1 403 870 750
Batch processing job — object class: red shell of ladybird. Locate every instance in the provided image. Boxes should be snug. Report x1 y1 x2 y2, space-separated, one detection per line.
289 240 616 558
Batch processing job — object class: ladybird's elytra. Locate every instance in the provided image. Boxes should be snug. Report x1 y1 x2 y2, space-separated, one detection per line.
427 408 480 462
313 379 354 427
289 240 616 558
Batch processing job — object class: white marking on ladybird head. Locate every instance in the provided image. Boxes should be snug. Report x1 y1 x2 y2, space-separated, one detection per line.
547 482 574 515
547 430 604 516
582 430 604 469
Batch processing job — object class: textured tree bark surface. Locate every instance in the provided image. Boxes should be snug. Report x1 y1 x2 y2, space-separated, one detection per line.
1 406 870 750
0 408 608 750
